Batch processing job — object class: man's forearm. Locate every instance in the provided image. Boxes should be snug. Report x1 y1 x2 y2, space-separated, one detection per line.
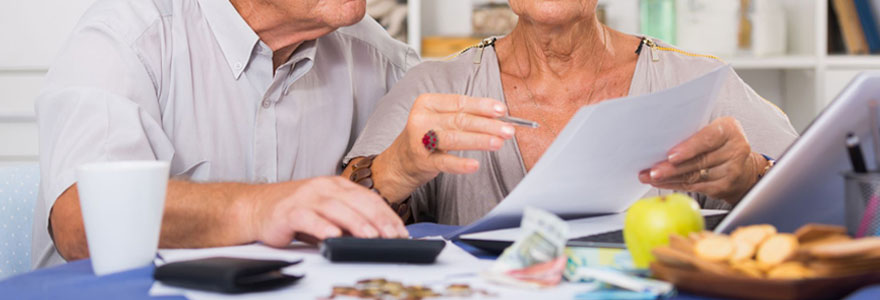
159 180 256 248
50 180 258 260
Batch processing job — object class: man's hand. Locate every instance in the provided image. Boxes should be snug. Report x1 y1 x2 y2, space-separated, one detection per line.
638 117 767 204
50 176 409 261
245 176 409 247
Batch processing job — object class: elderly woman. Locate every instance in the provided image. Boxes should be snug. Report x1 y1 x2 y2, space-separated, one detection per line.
343 0 798 225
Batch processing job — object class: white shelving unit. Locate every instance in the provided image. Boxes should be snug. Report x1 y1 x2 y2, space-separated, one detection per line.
405 0 880 132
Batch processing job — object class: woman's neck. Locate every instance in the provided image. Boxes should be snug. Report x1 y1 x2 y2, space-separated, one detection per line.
499 16 612 81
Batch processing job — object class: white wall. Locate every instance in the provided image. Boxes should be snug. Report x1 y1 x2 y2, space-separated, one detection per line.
0 0 95 164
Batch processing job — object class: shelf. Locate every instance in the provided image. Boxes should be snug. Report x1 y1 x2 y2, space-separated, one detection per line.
0 111 36 123
722 55 818 70
825 55 880 69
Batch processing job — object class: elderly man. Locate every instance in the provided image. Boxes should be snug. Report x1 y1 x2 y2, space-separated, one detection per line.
33 0 418 268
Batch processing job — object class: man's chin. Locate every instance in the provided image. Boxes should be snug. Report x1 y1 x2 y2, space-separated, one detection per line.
325 0 366 28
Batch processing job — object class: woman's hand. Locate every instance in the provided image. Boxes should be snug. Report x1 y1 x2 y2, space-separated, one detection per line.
368 94 516 201
638 117 768 204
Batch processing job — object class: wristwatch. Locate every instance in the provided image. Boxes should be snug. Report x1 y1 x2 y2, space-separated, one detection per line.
758 154 776 179
349 155 414 224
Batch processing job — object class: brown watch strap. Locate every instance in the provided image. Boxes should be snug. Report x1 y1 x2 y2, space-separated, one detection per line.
349 155 413 224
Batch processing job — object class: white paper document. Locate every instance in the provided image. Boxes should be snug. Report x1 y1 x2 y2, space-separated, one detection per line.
149 242 595 300
460 209 729 243
150 241 488 299
445 66 729 238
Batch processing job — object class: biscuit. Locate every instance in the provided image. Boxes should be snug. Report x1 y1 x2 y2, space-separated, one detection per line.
794 223 847 244
756 234 799 268
729 239 757 262
731 224 776 246
766 262 813 279
669 233 695 254
808 237 880 259
695 235 734 262
731 259 763 278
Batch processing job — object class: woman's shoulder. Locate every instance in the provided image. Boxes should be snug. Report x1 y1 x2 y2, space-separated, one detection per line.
392 45 497 95
648 40 727 70
630 38 751 99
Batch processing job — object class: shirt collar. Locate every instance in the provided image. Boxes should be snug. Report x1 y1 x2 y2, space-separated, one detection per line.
282 40 318 95
198 0 260 79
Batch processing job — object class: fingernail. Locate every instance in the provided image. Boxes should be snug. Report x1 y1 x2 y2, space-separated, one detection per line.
325 227 341 238
382 225 397 238
398 226 410 238
668 153 679 162
494 103 506 114
363 226 379 238
467 160 480 171
501 126 515 137
490 137 503 149
650 170 660 179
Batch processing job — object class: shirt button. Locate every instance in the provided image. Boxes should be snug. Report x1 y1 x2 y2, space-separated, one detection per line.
233 62 243 70
261 100 271 108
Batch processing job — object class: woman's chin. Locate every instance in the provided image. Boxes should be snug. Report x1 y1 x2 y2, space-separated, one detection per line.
514 2 594 26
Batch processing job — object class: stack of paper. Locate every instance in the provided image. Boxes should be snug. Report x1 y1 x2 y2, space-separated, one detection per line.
446 66 728 238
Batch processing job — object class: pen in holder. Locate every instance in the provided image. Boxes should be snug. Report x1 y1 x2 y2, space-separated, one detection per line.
843 172 880 237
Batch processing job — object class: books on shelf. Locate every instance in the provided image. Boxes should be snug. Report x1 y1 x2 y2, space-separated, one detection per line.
832 0 869 54
855 0 880 52
829 0 880 54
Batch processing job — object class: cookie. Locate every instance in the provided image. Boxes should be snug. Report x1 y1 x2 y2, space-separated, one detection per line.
756 234 799 268
731 259 763 278
731 224 776 246
695 234 734 262
808 237 880 259
794 224 847 244
766 261 813 279
669 233 695 254
729 239 758 262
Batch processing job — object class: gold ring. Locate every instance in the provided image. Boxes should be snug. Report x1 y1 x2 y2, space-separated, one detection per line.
699 168 709 181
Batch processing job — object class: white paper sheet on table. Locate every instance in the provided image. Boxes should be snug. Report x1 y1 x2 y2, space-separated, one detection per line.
460 209 729 242
149 241 494 299
445 66 729 239
150 241 600 300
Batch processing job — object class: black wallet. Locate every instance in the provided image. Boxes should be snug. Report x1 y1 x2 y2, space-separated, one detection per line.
153 257 303 294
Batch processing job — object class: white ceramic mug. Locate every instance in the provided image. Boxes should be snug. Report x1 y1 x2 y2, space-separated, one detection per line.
76 160 170 276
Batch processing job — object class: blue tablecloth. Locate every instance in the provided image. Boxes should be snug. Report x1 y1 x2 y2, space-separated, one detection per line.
2 223 879 300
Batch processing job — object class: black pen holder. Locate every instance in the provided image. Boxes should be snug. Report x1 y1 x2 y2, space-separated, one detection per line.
842 172 880 237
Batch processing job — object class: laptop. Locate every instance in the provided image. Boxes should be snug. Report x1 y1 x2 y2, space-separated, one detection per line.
459 71 880 254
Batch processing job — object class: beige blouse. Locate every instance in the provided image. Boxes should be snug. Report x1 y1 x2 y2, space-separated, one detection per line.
345 39 798 226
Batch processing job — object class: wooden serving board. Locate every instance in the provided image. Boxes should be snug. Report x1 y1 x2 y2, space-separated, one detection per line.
651 262 880 300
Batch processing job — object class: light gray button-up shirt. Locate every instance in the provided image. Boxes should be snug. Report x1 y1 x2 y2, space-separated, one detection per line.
33 0 418 268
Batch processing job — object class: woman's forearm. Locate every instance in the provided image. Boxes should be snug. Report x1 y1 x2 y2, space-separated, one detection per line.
344 151 432 203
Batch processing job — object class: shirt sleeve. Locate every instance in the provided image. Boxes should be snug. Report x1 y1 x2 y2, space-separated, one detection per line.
344 62 432 164
36 20 174 223
713 67 799 158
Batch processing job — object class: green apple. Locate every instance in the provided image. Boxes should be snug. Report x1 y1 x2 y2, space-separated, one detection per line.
624 193 705 268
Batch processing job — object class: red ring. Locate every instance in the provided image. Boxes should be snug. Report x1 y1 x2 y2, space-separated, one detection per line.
422 130 438 152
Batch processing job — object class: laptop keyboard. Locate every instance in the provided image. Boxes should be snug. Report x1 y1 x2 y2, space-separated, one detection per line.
569 213 728 244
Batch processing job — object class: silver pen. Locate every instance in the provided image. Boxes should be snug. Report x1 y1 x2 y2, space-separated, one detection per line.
498 115 540 128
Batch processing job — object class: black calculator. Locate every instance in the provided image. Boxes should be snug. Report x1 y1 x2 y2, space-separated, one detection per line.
320 237 446 264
